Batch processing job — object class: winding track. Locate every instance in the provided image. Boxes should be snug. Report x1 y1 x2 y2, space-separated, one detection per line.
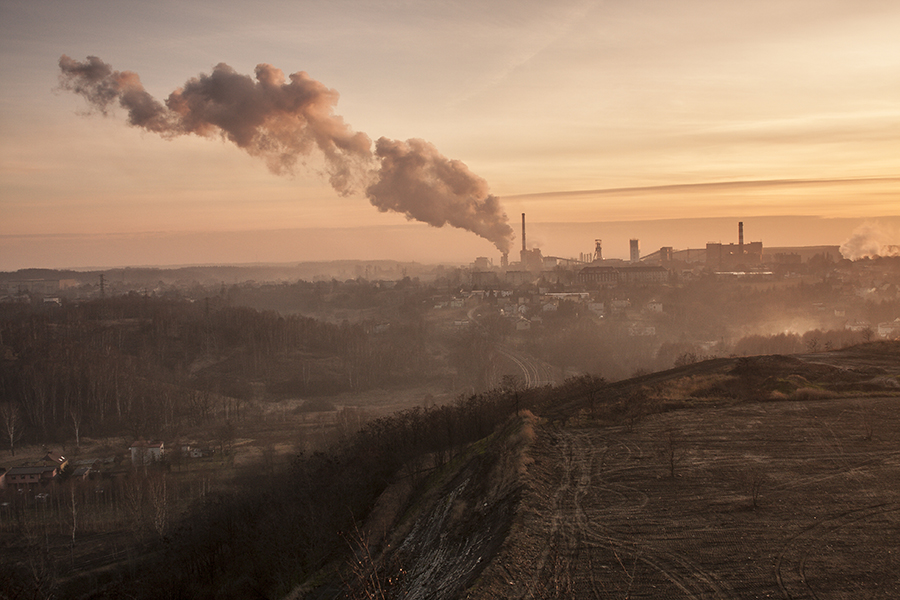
774 503 900 600
521 429 739 600
497 396 900 599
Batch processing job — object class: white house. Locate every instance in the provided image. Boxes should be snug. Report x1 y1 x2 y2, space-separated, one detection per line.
876 319 900 339
646 301 664 313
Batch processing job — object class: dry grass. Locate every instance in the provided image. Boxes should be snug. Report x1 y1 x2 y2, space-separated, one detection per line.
790 387 837 401
648 374 739 401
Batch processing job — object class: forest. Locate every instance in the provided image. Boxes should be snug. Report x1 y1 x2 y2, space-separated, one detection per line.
0 289 438 449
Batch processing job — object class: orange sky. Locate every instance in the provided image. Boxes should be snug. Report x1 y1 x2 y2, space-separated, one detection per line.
1 0 899 269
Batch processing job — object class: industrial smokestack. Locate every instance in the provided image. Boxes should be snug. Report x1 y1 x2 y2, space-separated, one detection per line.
739 221 744 246
57 55 515 253
521 213 526 252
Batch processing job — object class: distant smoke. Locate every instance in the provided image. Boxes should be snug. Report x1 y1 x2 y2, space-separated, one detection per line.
840 223 900 260
58 55 513 252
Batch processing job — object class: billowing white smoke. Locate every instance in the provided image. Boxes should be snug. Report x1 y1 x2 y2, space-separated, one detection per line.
840 222 900 260
57 56 514 253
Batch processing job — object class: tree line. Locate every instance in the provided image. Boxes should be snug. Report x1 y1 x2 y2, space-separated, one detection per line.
0 293 435 449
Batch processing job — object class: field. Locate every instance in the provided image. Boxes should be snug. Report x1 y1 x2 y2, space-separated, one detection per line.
480 395 900 599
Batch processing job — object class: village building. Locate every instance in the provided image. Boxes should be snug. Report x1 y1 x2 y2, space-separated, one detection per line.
130 440 165 465
3 465 59 490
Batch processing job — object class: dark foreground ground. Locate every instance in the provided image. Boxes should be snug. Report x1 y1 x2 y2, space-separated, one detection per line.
477 395 900 599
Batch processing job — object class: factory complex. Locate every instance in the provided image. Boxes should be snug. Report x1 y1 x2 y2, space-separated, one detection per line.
469 214 822 289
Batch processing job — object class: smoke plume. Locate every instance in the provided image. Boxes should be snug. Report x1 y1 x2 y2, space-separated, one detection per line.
840 222 900 260
58 55 513 252
367 138 512 252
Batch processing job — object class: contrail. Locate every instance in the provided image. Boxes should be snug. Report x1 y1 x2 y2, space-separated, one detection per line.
58 55 513 253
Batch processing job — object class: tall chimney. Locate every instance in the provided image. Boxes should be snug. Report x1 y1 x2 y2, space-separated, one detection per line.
522 213 526 252
739 221 744 255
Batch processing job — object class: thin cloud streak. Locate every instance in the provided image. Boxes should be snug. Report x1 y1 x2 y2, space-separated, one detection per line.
503 177 900 200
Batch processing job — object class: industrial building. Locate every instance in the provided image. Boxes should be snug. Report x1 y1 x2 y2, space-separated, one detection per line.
578 265 670 287
468 217 771 288
706 222 763 269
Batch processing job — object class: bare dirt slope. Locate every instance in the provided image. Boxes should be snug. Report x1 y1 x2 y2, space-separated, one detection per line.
324 344 900 600
475 394 900 599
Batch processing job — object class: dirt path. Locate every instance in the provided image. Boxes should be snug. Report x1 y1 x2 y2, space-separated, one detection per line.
477 396 900 599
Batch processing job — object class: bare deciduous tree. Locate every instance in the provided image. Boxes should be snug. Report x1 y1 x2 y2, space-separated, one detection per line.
148 473 169 536
658 429 681 479
806 337 820 353
501 374 524 415
0 401 25 456
69 406 83 449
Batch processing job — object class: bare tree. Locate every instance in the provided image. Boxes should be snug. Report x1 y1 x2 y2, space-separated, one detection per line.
343 522 389 600
571 374 606 419
0 401 25 456
658 429 680 479
806 337 820 353
147 473 169 536
68 482 78 566
70 405 83 449
501 374 524 415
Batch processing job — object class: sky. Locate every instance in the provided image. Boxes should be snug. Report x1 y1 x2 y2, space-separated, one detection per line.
1 0 899 270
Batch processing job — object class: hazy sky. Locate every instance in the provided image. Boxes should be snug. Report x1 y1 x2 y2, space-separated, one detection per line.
2 0 899 269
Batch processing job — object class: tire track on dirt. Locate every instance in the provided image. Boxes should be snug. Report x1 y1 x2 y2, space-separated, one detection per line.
774 503 900 600
525 427 738 599
520 430 580 599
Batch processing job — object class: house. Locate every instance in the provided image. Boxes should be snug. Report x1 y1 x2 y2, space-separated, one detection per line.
71 466 92 481
74 458 102 470
180 445 207 459
877 319 900 339
42 451 68 471
628 324 657 337
130 440 165 465
578 266 619 287
646 301 664 313
4 465 58 490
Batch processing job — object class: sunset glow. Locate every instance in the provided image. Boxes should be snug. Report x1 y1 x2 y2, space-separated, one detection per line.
2 0 899 269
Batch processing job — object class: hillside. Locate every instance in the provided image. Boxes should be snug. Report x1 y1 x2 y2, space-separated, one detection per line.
314 342 900 599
